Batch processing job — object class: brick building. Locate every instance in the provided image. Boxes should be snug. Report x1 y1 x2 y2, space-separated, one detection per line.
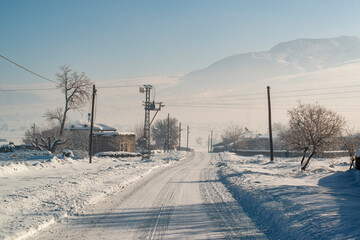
92 132 136 154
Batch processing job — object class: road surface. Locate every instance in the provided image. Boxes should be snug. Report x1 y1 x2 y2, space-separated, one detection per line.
30 152 267 239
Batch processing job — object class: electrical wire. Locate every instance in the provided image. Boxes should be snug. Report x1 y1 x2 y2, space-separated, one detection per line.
0 88 57 92
97 85 140 89
165 88 360 105
0 84 139 92
0 53 58 84
164 83 360 102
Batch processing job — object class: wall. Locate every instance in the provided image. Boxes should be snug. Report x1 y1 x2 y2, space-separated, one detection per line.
93 133 136 154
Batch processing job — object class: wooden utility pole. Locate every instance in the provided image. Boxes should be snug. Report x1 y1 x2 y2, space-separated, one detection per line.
89 84 96 163
267 86 274 161
187 125 190 152
210 130 213 152
167 113 170 152
178 122 182 150
208 135 210 153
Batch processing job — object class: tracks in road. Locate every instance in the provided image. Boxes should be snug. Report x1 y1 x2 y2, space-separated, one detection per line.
29 152 268 239
199 154 268 239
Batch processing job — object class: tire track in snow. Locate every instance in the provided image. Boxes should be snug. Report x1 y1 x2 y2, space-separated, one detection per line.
137 159 192 239
199 153 268 239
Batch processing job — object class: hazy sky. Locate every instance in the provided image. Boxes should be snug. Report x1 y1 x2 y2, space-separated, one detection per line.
1 0 360 85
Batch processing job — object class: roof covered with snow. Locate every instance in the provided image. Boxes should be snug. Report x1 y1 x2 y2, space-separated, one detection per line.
93 131 135 136
65 122 117 132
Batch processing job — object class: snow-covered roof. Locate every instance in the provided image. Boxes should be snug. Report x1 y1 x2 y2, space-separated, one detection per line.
241 128 257 139
93 131 135 136
65 122 117 132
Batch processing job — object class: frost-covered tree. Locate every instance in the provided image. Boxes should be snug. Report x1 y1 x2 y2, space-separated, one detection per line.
23 125 60 151
221 124 244 152
151 117 179 150
22 126 43 150
341 129 360 170
26 66 93 153
281 103 345 170
131 123 144 147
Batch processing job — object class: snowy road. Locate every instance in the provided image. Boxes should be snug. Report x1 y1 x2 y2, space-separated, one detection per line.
29 152 267 239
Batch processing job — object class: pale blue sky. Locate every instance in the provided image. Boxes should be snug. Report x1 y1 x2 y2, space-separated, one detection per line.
1 0 359 84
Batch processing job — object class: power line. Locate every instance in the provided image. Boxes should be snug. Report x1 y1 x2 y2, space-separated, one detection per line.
0 53 58 84
0 84 140 92
0 88 57 92
165 88 360 105
164 83 360 102
97 85 140 89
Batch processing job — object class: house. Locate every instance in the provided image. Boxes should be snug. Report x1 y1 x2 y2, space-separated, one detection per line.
92 132 136 154
212 127 269 152
65 122 135 153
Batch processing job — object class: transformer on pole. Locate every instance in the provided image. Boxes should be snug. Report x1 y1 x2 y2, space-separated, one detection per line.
140 85 164 159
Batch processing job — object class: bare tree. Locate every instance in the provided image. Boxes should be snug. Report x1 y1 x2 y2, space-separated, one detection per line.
281 103 346 171
341 128 360 170
151 117 179 150
222 124 244 152
23 125 59 151
131 123 144 147
63 130 89 151
272 122 287 150
44 65 93 152
22 126 43 150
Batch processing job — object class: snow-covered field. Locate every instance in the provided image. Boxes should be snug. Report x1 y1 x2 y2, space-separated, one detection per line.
2 150 360 240
217 152 360 239
0 151 187 240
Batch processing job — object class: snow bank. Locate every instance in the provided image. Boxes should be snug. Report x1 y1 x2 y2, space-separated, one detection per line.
216 152 360 239
0 150 188 240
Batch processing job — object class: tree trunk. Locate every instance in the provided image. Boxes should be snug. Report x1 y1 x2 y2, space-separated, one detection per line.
349 157 355 170
300 148 308 165
53 108 68 153
302 151 315 171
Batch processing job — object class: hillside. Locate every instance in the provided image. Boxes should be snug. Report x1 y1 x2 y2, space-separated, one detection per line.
181 36 360 88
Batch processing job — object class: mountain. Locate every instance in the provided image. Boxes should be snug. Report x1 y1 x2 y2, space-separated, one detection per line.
181 36 360 88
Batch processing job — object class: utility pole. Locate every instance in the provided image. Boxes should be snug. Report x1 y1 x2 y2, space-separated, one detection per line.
167 113 170 152
210 130 213 152
89 84 96 163
178 122 182 150
187 125 190 152
140 85 164 159
208 135 210 153
267 86 274 161
143 85 151 158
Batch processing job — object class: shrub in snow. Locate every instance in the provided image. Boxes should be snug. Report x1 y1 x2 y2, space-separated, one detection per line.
280 102 345 170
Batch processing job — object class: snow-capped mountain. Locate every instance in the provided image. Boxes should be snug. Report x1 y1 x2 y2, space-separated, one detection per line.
181 36 360 87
